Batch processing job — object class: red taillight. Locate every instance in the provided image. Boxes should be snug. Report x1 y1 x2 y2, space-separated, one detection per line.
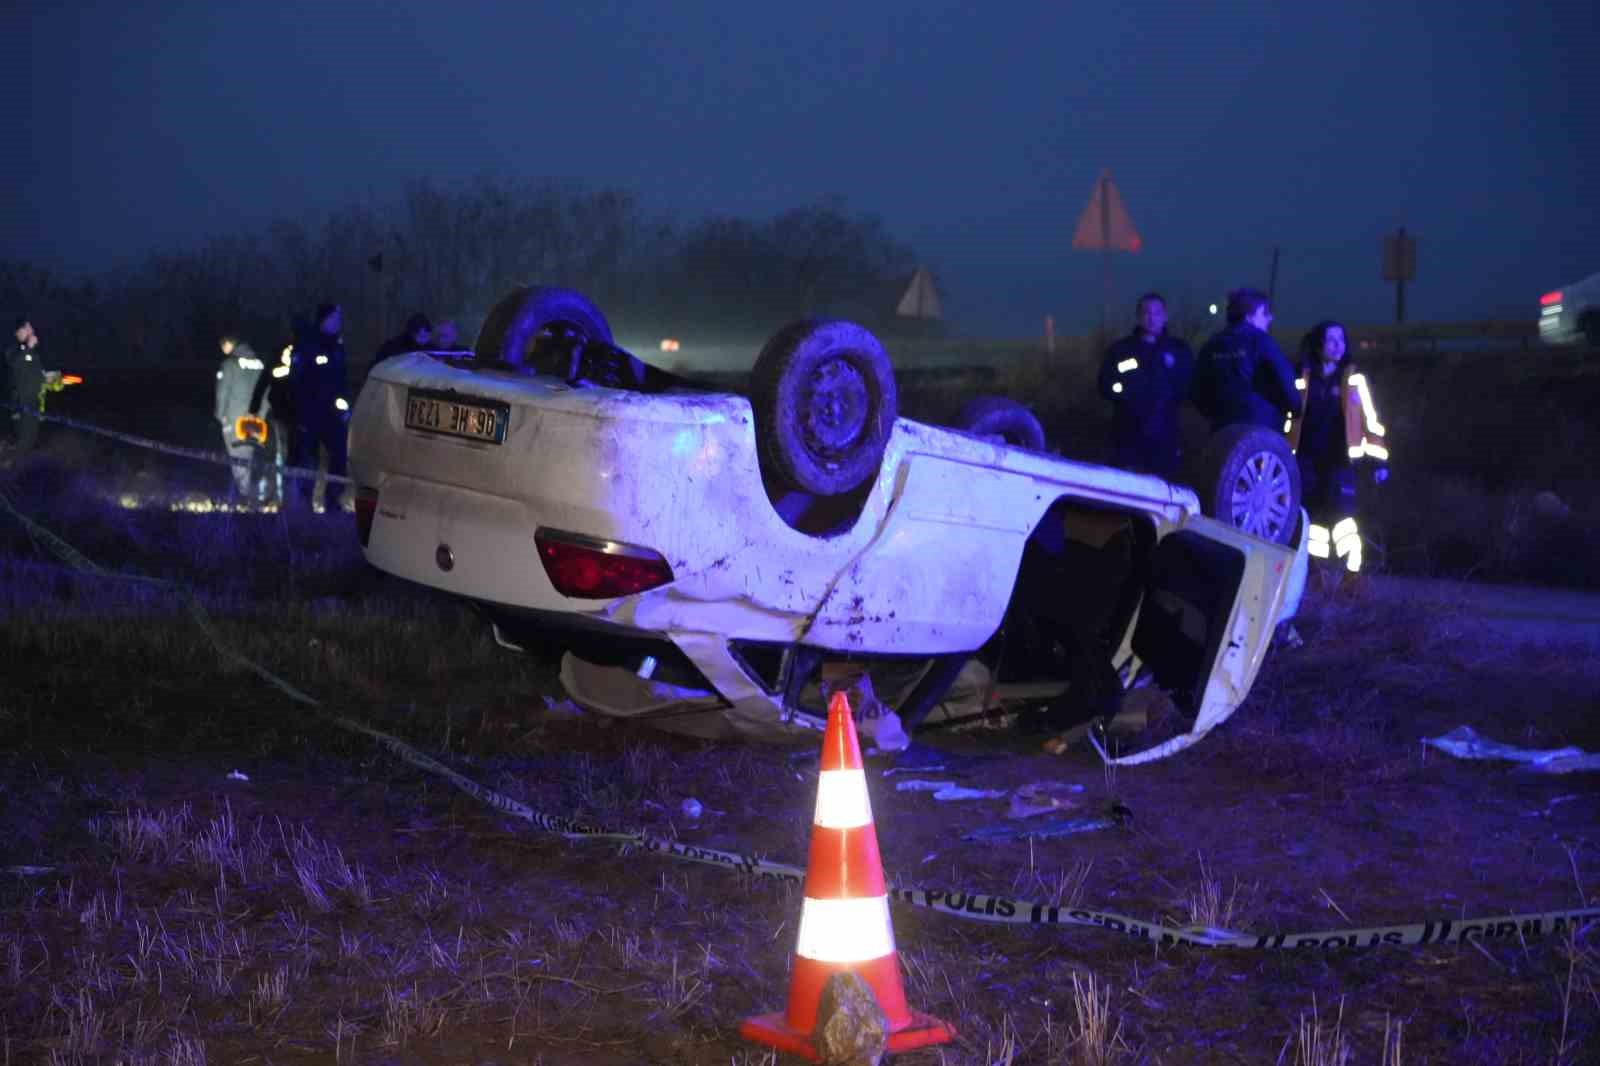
535 529 674 599
355 487 378 547
1541 290 1563 306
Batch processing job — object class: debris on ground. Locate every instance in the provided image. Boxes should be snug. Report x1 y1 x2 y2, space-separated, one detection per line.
1423 725 1600 774
963 803 1132 842
893 780 1008 801
1006 780 1085 819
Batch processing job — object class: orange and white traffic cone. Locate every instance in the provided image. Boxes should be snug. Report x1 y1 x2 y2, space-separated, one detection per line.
740 691 956 1060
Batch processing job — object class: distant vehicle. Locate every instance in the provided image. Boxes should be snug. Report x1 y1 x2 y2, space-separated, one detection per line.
349 286 1308 760
1539 272 1600 347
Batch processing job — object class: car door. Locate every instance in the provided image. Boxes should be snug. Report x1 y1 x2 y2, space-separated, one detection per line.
1131 514 1297 737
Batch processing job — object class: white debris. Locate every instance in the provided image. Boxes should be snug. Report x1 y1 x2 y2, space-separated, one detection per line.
226 770 250 782
1424 725 1600 774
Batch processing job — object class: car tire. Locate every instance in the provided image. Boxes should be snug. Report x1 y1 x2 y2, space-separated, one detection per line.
750 320 898 497
474 286 614 372
954 396 1046 451
1196 423 1302 545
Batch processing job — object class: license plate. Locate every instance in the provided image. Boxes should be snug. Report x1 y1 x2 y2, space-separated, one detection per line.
404 389 509 444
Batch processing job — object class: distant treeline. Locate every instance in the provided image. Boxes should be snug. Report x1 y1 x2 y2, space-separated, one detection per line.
1 177 937 366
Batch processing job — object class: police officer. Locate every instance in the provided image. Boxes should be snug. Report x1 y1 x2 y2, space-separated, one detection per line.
288 303 352 513
1191 288 1299 433
1095 292 1194 478
214 335 266 501
3 317 48 452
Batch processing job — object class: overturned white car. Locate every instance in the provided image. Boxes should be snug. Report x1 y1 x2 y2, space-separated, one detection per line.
349 287 1307 762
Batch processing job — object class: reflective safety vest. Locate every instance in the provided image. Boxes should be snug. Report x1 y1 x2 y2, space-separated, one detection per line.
1284 363 1389 463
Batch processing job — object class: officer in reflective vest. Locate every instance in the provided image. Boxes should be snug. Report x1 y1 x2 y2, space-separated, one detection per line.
1284 320 1390 576
215 335 267 501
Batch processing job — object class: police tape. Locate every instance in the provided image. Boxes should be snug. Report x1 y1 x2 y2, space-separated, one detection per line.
3 487 1596 952
1 400 352 486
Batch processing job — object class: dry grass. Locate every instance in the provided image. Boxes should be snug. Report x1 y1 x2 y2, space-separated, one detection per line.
1065 970 1129 1066
4 442 1600 1062
1286 995 1351 1066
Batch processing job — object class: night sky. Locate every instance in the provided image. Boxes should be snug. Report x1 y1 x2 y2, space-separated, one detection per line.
6 0 1596 336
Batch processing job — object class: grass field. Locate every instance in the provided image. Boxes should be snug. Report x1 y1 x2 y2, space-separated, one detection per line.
1 435 1597 1063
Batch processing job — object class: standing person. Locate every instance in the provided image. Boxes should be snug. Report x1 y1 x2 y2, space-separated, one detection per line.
1190 288 1299 433
214 335 266 501
372 313 431 365
1286 320 1391 579
3 317 49 452
289 304 352 514
248 322 301 509
1095 292 1194 478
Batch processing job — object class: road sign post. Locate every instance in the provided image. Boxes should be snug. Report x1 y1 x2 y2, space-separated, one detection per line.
1383 227 1416 325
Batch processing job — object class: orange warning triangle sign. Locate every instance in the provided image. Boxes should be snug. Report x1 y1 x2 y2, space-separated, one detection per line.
1071 170 1142 253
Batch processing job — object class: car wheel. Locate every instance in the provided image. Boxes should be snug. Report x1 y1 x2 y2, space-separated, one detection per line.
474 286 614 374
1197 424 1302 545
750 320 897 496
954 396 1046 451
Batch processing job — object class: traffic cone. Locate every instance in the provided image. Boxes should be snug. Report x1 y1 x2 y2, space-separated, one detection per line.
740 691 956 1060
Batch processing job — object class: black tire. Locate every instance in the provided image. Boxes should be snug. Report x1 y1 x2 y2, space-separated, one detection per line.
1196 424 1302 545
474 286 614 373
750 320 897 496
954 396 1046 451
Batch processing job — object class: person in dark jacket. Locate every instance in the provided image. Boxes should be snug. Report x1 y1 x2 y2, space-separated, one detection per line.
288 304 352 513
1095 292 1194 478
1191 288 1298 432
1287 320 1391 578
372 313 431 365
248 324 304 509
3 317 49 451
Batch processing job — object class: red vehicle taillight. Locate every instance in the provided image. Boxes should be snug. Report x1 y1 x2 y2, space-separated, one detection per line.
355 487 378 547
535 528 675 599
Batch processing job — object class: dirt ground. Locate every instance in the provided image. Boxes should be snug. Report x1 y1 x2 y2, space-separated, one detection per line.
2 451 1598 1064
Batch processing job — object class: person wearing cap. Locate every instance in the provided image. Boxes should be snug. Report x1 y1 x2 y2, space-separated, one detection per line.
1095 291 1194 479
3 317 49 452
288 303 352 513
215 334 267 502
1190 288 1299 433
1285 320 1391 579
372 313 432 366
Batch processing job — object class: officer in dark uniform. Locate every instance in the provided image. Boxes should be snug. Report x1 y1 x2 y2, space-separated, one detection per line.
288 304 352 513
1095 292 1194 478
3 317 48 451
1191 288 1299 432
